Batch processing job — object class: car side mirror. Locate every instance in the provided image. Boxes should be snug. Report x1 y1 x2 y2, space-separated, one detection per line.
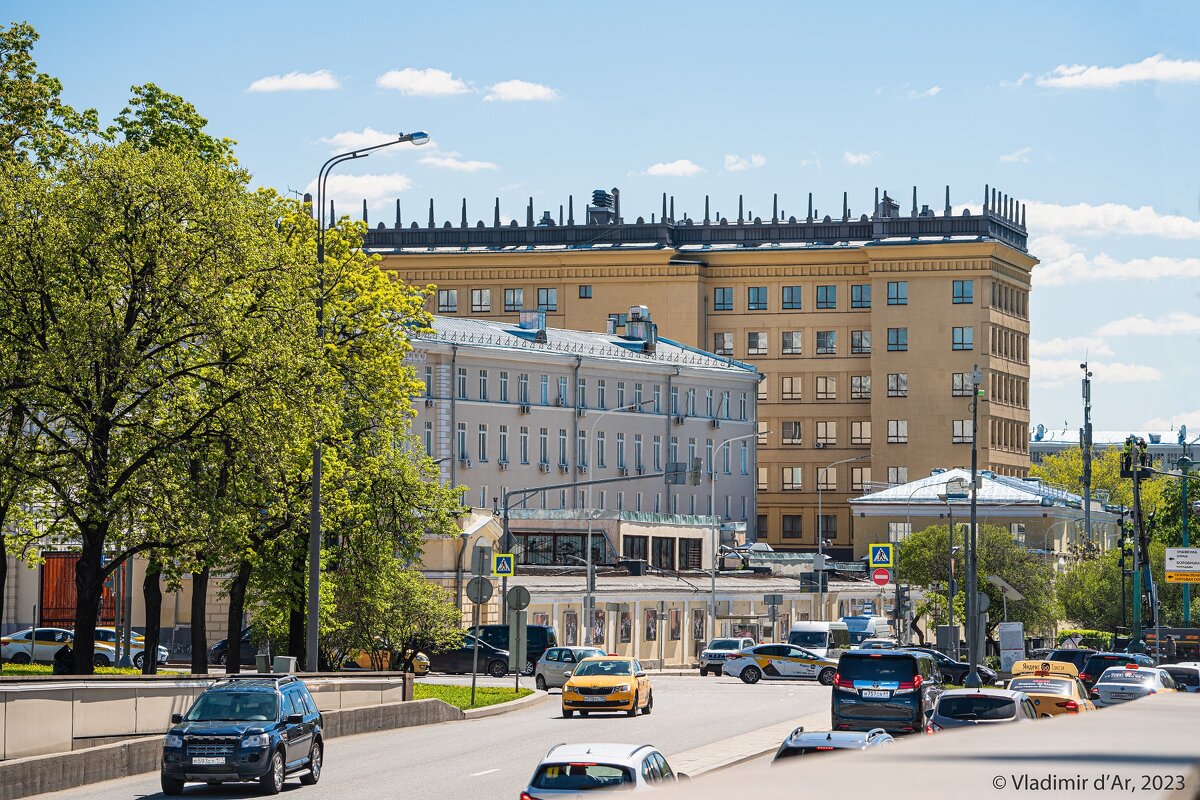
171 713 183 724
635 671 647 678
286 714 304 725
564 670 573 676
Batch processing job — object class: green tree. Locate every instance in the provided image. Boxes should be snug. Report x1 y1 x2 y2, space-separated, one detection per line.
1031 447 1171 522
1056 550 1125 632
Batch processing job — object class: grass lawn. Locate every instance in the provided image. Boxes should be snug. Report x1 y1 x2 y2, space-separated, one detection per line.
414 682 532 710
1 663 141 676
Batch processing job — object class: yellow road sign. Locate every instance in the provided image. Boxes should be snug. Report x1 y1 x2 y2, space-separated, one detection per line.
869 543 894 568
1166 571 1200 583
492 553 515 577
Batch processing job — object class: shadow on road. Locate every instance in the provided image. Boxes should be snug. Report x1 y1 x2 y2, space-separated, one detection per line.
134 783 306 799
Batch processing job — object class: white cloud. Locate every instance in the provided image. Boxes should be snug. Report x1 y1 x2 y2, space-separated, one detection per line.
1095 311 1200 337
418 154 498 172
1026 201 1200 239
483 79 559 101
643 159 704 177
999 146 1034 164
843 150 876 166
303 172 413 209
1142 410 1200 431
319 127 403 152
723 153 766 172
1032 235 1200 286
1037 54 1200 89
908 85 942 98
1000 72 1032 88
1029 337 1114 358
1031 358 1163 389
376 68 471 96
247 69 339 92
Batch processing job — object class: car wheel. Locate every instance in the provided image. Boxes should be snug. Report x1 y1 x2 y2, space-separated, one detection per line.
134 652 145 669
93 653 110 668
818 668 835 686
699 667 708 677
160 774 185 796
488 660 507 678
642 691 653 714
259 749 285 795
740 666 762 685
10 652 31 665
216 651 228 666
626 693 639 716
524 659 535 676
562 708 574 718
535 675 547 691
300 740 322 785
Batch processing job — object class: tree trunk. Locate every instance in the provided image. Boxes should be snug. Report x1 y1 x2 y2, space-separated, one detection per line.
190 565 210 674
71 529 107 674
142 561 162 674
287 546 306 667
225 560 252 675
0 547 7 664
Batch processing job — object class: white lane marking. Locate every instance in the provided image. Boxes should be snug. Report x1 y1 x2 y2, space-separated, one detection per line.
471 768 501 777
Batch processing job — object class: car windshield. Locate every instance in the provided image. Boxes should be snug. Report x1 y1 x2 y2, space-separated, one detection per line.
1098 670 1154 686
1008 677 1073 697
185 692 278 722
573 660 632 677
571 649 605 660
709 639 741 650
532 763 634 790
937 695 1016 720
837 655 916 682
789 632 828 647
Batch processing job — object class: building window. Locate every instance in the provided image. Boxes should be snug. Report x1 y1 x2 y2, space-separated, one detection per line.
758 466 768 490
782 285 802 309
887 373 908 397
539 374 549 405
887 327 908 351
952 326 974 351
851 283 871 308
669 387 679 415
504 287 523 312
747 332 768 355
851 330 871 354
887 466 909 485
558 429 568 467
477 424 489 462
578 284 593 299
816 330 836 355
782 330 802 355
422 366 433 397
478 369 489 401
558 376 569 404
680 539 702 570
713 332 733 355
499 371 509 402
851 466 871 491
653 435 662 470
654 385 662 413
456 422 467 458
816 421 836 447
781 376 801 400
783 467 803 491
597 379 607 409
704 389 714 418
537 287 557 311
740 441 749 475
816 376 836 401
519 427 529 464
748 286 768 310
616 433 626 469
538 428 548 465
818 467 836 491
887 419 909 444
635 382 644 408
888 522 912 542
887 281 908 305
953 419 973 444
634 434 644 470
953 279 974 304
577 378 587 409
713 287 734 311
851 420 871 445
782 515 802 539
819 515 837 541
518 373 530 404
457 367 468 400
782 421 802 445
438 289 458 313
758 421 768 445
471 288 491 312
816 285 836 309
851 375 871 399
596 432 606 467
423 420 433 456
669 435 678 463
952 372 972 397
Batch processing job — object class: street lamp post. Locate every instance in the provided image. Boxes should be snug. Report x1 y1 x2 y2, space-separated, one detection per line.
710 432 760 639
817 454 870 622
307 131 429 672
1180 434 1200 625
964 364 984 689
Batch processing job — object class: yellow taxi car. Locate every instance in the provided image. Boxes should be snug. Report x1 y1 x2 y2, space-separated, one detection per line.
1007 659 1096 717
561 656 653 718
347 648 430 675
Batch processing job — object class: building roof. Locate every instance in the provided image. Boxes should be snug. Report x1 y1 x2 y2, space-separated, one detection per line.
1031 426 1187 448
850 468 1083 509
509 572 869 596
412 315 757 374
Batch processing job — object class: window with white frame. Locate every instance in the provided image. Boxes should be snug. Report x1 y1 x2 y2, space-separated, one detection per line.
782 467 803 490
887 419 909 444
471 288 491 312
953 419 973 443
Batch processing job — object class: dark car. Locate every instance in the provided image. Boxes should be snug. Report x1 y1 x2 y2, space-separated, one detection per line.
1046 648 1096 673
209 627 256 667
900 646 997 685
772 726 893 762
832 650 943 735
160 674 323 796
1079 652 1155 689
468 623 558 675
427 634 510 677
929 689 1039 731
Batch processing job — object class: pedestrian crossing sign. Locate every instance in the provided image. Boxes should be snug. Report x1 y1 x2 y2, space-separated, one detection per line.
492 553 515 577
869 544 894 568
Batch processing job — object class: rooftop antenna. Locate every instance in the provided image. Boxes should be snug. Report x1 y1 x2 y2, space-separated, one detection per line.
944 185 951 217
362 199 368 224
843 191 849 221
428 198 435 229
461 198 467 228
568 195 574 226
983 184 989 213
704 195 710 224
772 193 779 223
911 186 918 217
807 192 814 223
526 197 534 227
396 199 402 228
494 198 500 227
738 195 744 224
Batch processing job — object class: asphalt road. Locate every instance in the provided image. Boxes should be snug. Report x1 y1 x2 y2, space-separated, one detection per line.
44 674 831 800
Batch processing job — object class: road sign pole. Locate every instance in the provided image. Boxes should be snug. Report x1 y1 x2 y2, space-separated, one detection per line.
470 601 480 707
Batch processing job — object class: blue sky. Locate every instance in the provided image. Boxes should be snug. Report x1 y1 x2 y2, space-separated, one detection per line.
14 1 1200 434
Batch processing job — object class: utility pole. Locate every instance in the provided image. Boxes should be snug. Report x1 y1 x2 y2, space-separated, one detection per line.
964 365 984 688
1081 363 1093 553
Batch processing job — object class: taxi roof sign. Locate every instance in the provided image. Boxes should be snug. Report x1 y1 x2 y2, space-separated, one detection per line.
1011 659 1079 678
869 544 894 569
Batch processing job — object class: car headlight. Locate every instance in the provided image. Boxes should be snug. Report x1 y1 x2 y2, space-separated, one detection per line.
613 683 631 693
164 734 183 748
241 733 270 749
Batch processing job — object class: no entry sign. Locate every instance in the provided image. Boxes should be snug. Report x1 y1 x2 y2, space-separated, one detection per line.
872 568 892 586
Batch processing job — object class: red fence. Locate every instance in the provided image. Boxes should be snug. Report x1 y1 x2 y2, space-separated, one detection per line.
39 552 118 628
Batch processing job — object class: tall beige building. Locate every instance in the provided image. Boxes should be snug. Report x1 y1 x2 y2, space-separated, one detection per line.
367 185 1036 557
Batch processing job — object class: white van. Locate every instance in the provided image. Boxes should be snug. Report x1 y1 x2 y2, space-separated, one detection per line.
841 615 894 645
787 621 852 660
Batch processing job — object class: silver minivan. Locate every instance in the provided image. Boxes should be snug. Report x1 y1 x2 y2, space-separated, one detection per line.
534 646 606 691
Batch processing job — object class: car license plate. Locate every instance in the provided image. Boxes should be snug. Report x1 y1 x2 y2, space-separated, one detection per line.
861 689 890 699
584 696 605 703
192 757 226 765
1109 692 1135 700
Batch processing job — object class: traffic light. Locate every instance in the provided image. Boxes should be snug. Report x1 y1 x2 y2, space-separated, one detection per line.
689 457 703 486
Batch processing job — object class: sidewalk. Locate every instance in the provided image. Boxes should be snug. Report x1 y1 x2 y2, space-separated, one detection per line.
668 709 830 776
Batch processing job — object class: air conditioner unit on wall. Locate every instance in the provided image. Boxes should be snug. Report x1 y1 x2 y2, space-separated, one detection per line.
539 463 551 473
424 398 435 407
815 442 826 449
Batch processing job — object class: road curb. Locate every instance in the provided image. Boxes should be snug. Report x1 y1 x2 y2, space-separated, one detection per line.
464 688 549 719
688 744 777 777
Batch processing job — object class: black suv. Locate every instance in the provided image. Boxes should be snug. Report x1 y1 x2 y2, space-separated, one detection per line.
209 626 257 667
468 624 558 675
832 650 943 735
161 675 323 795
900 646 997 685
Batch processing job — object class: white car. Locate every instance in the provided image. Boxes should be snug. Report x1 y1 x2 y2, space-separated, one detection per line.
522 743 686 797
698 637 756 677
1 627 119 667
1089 665 1177 707
722 643 838 685
93 627 170 668
858 638 899 650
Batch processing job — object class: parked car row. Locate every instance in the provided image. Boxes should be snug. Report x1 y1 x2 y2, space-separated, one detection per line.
1 626 168 668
